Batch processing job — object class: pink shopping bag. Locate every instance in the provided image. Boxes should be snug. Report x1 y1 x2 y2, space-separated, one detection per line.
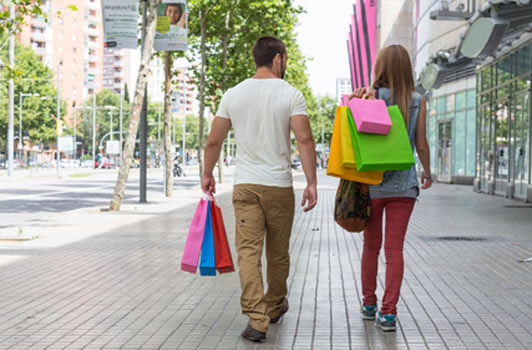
341 94 350 106
348 97 392 135
181 198 209 273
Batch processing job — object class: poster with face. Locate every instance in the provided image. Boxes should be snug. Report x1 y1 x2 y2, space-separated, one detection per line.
154 0 188 51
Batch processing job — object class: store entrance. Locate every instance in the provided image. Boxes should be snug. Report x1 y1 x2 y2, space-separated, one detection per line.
512 94 530 200
437 120 452 183
494 100 510 195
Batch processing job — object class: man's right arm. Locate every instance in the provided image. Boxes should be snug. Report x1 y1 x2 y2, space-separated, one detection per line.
290 115 317 212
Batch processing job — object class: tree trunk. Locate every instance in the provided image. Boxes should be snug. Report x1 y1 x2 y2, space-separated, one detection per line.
197 9 207 179
109 0 160 211
163 52 173 197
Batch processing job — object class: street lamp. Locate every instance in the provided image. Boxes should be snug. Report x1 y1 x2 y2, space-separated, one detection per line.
18 93 40 162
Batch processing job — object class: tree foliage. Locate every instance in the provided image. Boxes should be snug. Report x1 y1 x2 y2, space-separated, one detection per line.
0 36 62 151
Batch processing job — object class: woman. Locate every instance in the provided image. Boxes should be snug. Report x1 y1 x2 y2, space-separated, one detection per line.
349 45 432 332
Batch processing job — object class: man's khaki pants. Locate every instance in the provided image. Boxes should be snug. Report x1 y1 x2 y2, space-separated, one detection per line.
232 184 295 333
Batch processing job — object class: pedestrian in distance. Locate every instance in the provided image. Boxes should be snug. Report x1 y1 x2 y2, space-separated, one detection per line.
349 44 432 332
201 36 318 343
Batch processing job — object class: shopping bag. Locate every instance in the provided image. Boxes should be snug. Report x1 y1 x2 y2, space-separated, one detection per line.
326 107 383 185
348 105 415 172
341 94 350 106
348 97 392 135
334 179 371 233
181 198 209 273
211 200 235 274
339 106 356 169
199 201 216 276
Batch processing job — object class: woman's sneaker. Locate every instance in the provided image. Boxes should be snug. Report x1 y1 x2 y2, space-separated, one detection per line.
375 312 396 331
360 305 377 320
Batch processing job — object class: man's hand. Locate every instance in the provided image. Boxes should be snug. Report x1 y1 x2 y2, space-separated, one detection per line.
201 173 216 194
301 184 317 212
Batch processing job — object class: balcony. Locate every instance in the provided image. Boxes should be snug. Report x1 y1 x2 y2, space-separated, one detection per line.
86 0 99 10
31 43 46 56
31 31 47 42
87 27 100 37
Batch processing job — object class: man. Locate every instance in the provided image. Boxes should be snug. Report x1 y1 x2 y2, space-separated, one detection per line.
201 36 317 343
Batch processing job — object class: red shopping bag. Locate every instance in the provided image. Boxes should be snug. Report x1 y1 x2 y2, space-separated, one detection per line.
211 199 235 274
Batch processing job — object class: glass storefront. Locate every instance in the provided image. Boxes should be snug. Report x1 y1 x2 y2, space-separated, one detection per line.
427 88 477 182
477 42 532 200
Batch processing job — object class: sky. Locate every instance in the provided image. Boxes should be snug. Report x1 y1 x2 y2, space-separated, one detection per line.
293 0 353 98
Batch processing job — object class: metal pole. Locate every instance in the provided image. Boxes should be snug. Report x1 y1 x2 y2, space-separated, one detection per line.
119 85 123 160
19 95 22 162
158 101 161 168
7 3 15 176
73 110 77 160
139 0 148 203
92 88 96 167
56 62 61 176
158 101 161 141
182 75 186 161
109 111 113 142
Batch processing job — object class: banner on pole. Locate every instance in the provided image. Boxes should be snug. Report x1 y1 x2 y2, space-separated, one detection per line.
58 136 74 153
106 140 120 155
154 0 188 52
102 0 139 49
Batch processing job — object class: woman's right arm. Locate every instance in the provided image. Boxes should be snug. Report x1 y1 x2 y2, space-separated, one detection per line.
415 96 432 189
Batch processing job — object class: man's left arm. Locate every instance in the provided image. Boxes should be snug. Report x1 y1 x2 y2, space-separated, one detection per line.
201 117 232 194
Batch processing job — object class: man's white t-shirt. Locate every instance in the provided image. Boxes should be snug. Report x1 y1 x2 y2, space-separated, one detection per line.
216 78 308 188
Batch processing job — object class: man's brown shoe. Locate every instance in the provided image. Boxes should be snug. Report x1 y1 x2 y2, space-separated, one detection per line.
241 324 266 343
269 299 289 324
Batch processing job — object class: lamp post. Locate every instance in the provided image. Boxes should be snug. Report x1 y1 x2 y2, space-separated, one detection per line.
18 93 40 163
7 3 15 176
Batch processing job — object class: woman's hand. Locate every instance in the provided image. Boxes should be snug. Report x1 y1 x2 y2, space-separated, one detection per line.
420 171 432 190
348 87 376 101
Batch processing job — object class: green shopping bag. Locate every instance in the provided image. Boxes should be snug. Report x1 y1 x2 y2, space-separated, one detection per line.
347 105 415 172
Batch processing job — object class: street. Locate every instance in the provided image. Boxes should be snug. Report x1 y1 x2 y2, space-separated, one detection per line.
0 166 229 239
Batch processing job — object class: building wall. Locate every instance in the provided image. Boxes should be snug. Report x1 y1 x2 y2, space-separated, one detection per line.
378 0 414 56
18 0 105 125
336 78 352 104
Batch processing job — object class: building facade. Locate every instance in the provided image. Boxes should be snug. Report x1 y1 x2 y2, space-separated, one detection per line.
336 77 352 104
415 0 532 201
18 0 105 122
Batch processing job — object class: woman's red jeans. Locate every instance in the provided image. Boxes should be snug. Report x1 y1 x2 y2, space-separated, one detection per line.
361 197 416 315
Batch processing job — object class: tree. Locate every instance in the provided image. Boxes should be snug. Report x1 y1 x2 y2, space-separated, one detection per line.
110 0 162 211
163 52 173 196
123 83 130 104
0 1 45 37
0 36 61 151
78 89 126 157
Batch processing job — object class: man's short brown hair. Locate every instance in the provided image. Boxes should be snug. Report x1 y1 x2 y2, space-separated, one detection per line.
252 36 286 68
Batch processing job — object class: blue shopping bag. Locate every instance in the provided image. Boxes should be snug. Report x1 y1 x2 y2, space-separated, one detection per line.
199 201 216 276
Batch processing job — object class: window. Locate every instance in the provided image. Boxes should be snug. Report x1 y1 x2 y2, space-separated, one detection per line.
72 47 77 54
89 10 97 16
59 32 64 39
89 62 96 69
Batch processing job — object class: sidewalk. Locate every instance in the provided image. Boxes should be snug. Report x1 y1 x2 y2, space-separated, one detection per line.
0 172 531 349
